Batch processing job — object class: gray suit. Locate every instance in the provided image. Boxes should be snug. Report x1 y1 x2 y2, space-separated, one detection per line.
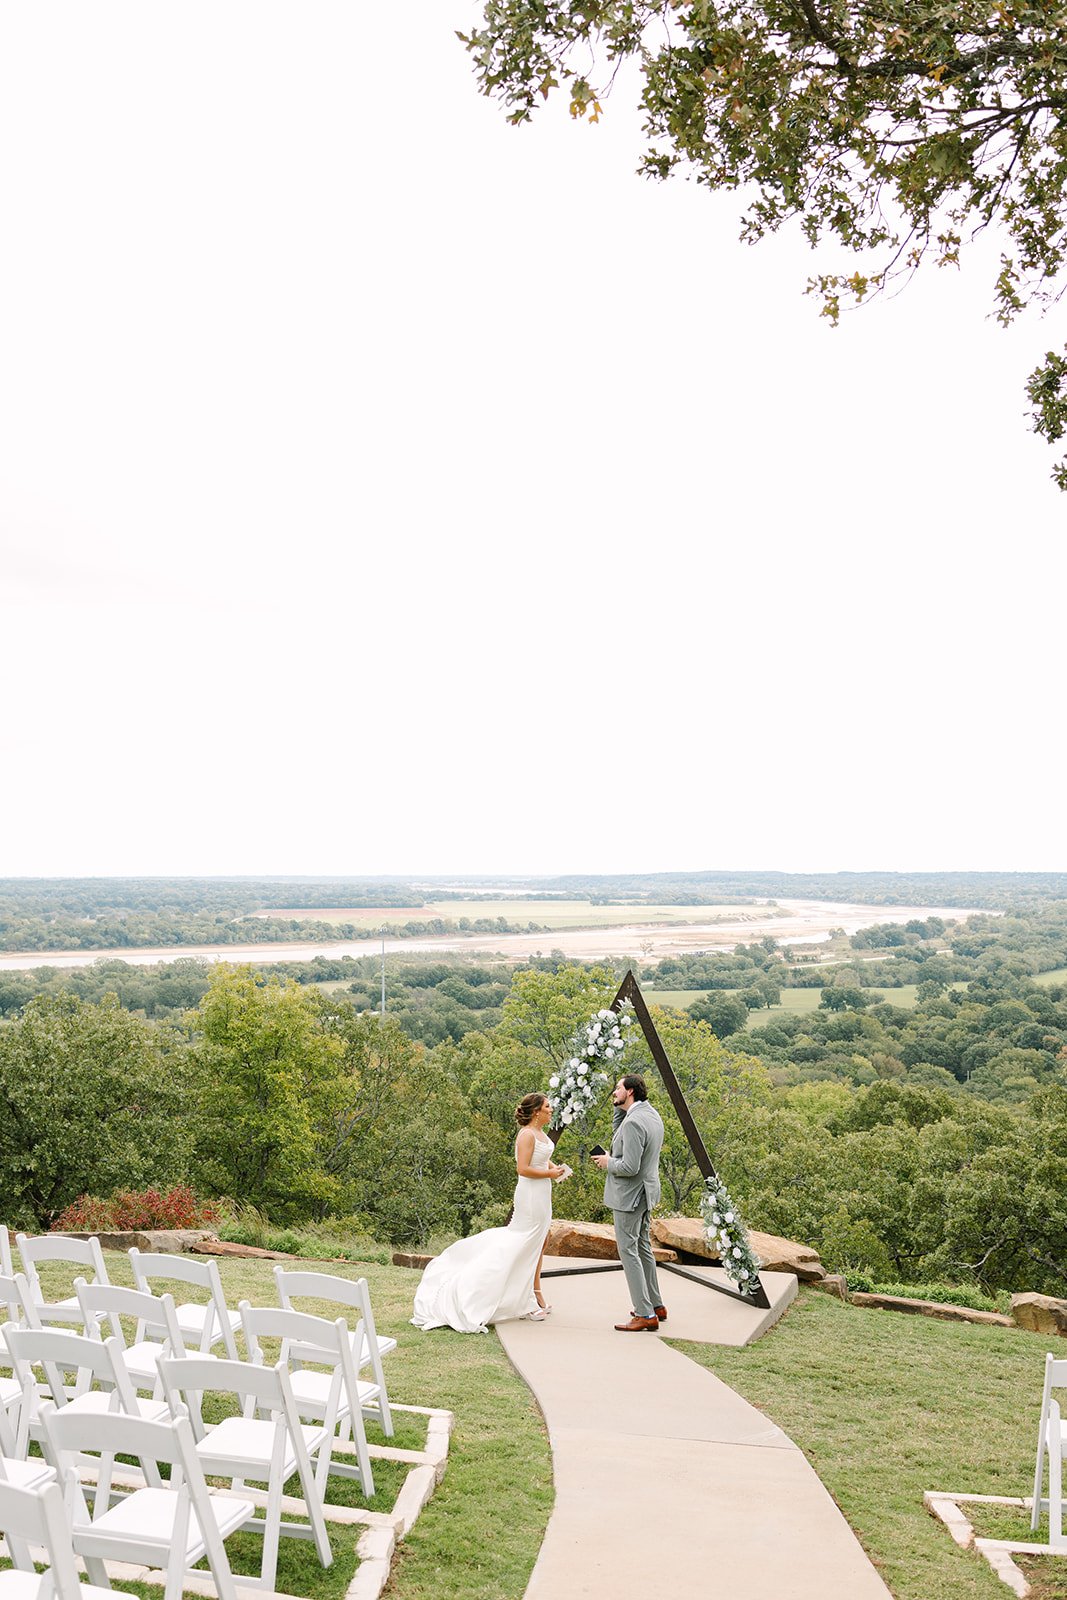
603 1099 664 1319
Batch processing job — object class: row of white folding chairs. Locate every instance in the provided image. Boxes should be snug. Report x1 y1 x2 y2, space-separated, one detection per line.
0 1381 321 1600
0 1228 407 1599
3 1228 240 1356
0 1225 396 1437
1 1276 394 1470
0 1308 378 1590
0 1232 400 1581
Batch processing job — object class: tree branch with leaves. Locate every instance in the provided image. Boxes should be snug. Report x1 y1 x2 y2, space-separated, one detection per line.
461 0 1067 485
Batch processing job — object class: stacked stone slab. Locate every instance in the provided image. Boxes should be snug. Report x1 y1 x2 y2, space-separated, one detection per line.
650 1217 826 1282
1011 1292 1067 1335
544 1220 678 1263
534 1218 825 1280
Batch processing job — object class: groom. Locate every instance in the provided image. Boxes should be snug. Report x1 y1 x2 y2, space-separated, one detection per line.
592 1074 666 1332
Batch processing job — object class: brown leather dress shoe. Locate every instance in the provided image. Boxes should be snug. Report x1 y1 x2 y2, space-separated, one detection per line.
614 1315 659 1332
654 1305 667 1322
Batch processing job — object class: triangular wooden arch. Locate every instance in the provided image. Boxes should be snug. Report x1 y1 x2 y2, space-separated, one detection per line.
544 969 770 1311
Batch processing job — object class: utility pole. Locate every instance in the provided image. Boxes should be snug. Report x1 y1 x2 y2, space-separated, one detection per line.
380 926 386 1018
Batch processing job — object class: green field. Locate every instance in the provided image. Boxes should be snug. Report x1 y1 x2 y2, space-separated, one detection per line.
260 899 775 931
1033 967 1067 986
692 1288 1054 1600
646 985 925 1020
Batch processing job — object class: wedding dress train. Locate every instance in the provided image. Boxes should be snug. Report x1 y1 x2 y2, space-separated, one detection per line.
411 1130 553 1334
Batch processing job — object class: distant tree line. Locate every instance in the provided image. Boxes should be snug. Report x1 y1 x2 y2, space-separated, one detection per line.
0 904 549 954
533 870 1067 909
6 871 1067 957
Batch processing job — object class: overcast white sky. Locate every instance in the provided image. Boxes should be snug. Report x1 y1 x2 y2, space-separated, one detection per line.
1 2 1064 879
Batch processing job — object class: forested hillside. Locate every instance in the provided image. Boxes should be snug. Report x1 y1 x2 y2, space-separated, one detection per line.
3 893 1067 1299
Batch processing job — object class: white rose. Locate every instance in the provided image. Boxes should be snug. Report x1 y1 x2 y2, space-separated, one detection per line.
621 1014 632 1025
739 1269 749 1279
577 1064 588 1076
562 1110 573 1124
711 1213 721 1225
732 1247 742 1258
603 1047 613 1059
724 1212 734 1222
549 1076 559 1088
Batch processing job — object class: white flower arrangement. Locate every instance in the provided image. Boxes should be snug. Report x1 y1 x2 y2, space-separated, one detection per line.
699 1175 762 1297
548 1005 633 1131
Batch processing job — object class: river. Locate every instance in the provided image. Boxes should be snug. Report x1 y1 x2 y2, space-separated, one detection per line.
0 898 992 971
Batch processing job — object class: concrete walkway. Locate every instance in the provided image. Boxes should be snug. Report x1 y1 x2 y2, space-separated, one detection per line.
496 1257 892 1599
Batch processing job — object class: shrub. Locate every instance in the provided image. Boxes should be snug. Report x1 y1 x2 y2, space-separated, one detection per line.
211 1203 390 1267
870 1280 1010 1314
214 1204 390 1265
214 1203 273 1250
842 1274 1010 1313
51 1185 219 1233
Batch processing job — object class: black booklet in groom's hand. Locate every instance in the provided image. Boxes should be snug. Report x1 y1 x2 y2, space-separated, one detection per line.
590 1144 606 1157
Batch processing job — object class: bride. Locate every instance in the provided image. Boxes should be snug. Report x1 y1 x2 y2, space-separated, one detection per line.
411 1091 566 1334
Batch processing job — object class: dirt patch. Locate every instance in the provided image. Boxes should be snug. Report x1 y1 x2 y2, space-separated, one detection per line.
250 905 426 921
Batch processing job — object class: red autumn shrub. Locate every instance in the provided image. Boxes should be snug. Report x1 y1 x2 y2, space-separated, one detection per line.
52 1186 219 1233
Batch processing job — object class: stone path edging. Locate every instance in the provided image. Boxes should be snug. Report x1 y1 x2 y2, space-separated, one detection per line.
925 1489 1055 1597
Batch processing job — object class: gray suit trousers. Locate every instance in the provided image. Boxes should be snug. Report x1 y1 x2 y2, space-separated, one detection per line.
613 1203 662 1319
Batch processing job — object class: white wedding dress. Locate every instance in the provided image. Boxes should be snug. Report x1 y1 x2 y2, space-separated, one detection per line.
411 1130 553 1334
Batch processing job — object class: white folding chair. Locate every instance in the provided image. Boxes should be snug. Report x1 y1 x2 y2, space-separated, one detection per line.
0 1285 55 1570
129 1250 240 1358
0 1474 112 1600
0 1228 13 1280
0 1244 53 1509
0 1272 53 1553
275 1268 395 1436
239 1301 376 1496
42 1402 253 1600
158 1355 332 1591
1033 1352 1067 1546
0 1277 42 1425
16 1238 115 1335
73 1281 200 1397
6 1327 170 1508
0 1396 53 1488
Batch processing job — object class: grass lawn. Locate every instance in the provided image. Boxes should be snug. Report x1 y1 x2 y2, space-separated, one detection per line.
681 1287 1059 1600
32 1252 553 1600
32 1254 1067 1600
1033 967 1067 987
646 985 925 1019
644 986 832 1015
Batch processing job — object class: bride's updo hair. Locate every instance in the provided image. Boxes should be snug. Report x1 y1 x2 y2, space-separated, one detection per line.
515 1091 549 1128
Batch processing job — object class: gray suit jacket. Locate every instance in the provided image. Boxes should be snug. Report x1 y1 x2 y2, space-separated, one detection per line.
602 1100 663 1213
